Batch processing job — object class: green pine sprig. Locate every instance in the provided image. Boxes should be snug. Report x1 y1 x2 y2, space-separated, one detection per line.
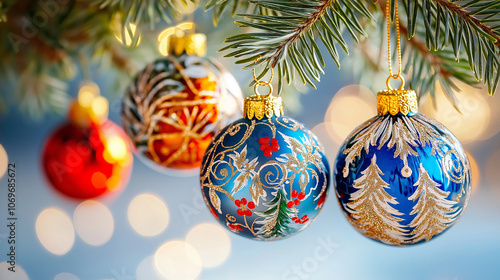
220 0 373 94
220 0 500 99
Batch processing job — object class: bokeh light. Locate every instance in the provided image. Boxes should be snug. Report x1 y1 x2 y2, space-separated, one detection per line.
158 22 194 56
0 143 7 178
36 208 75 255
90 96 109 123
136 256 167 280
78 82 100 107
73 200 114 246
0 262 29 280
485 148 500 197
128 194 170 237
311 122 340 164
219 72 243 116
154 240 202 280
185 223 231 268
324 84 377 144
420 81 490 143
54 272 80 280
104 136 128 163
177 0 197 14
113 23 140 46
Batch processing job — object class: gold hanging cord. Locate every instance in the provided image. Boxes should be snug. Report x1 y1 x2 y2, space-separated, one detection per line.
385 0 404 90
377 0 418 116
252 62 274 96
244 60 283 120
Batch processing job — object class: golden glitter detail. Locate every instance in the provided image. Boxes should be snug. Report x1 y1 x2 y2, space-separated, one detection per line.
244 94 283 120
377 89 418 116
406 164 460 243
346 155 406 246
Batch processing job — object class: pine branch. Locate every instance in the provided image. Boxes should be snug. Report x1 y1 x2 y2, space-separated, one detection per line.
432 0 500 49
221 0 373 93
94 0 195 47
0 0 155 117
404 0 500 95
349 4 480 110
220 0 500 98
0 1 15 22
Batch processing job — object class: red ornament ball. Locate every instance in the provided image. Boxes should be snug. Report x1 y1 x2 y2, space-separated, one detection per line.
42 121 133 199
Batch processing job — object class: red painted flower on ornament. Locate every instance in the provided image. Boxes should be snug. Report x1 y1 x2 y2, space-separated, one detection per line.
258 137 280 157
235 198 255 216
227 222 243 233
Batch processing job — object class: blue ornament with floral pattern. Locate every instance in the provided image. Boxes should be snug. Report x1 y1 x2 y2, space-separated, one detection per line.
200 94 330 241
333 87 471 246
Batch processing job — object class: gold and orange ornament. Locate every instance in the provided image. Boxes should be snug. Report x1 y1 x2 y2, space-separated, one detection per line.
42 82 133 199
122 24 243 174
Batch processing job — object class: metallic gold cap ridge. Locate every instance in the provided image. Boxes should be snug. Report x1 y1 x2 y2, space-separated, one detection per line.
244 94 283 120
377 88 418 116
167 33 207 57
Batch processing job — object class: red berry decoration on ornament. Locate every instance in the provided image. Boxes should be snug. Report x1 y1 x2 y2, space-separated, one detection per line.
235 198 255 216
259 137 280 157
42 82 133 199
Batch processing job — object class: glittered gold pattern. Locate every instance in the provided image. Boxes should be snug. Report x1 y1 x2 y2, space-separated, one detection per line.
200 117 329 239
377 89 418 116
407 164 460 243
342 114 470 183
346 155 406 246
167 33 207 57
341 113 470 245
442 150 467 184
122 56 236 169
244 94 283 120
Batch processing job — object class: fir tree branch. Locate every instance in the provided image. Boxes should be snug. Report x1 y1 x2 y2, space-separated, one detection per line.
269 0 332 68
220 0 500 97
432 0 500 49
403 0 500 94
221 0 373 93
94 0 195 47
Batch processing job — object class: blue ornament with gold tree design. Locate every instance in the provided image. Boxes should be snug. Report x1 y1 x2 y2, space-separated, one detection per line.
333 0 471 246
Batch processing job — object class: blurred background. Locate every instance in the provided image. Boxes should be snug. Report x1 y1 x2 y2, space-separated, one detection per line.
1 3 500 280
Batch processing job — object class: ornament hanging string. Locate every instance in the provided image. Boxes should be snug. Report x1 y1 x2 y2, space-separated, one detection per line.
252 59 274 96
386 0 405 90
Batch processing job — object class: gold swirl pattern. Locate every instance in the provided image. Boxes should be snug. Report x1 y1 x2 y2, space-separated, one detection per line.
200 116 330 240
442 150 467 184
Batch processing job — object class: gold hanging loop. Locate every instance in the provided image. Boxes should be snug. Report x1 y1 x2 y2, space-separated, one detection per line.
376 0 418 117
244 59 283 120
386 74 405 90
254 83 273 96
252 58 274 96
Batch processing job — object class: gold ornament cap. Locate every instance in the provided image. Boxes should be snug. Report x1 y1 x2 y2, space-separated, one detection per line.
377 75 418 116
167 33 207 57
244 94 283 120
